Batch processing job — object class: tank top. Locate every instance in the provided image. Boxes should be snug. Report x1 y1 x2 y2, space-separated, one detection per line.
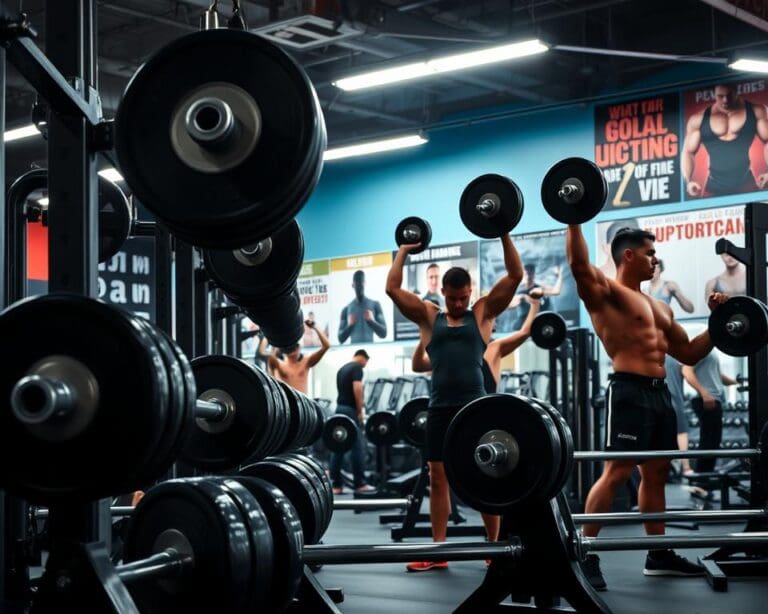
701 102 756 192
426 311 486 408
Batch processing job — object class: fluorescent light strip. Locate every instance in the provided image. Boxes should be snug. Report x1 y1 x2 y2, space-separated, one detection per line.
334 39 548 91
98 168 125 182
729 58 768 73
324 134 427 161
4 124 41 142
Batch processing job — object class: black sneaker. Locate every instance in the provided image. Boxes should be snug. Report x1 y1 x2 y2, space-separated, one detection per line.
643 550 705 576
581 554 607 591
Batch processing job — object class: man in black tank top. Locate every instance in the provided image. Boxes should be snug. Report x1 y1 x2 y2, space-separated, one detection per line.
683 84 768 197
387 233 523 572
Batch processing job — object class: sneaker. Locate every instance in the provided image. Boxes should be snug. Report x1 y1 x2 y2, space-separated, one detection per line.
581 554 607 591
644 550 705 576
332 486 344 495
406 561 449 572
354 484 376 493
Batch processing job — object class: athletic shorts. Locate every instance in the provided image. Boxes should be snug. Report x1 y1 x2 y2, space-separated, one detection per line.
605 372 678 455
425 405 462 462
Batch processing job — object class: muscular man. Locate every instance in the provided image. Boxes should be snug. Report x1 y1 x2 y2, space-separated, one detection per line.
387 234 522 572
268 321 331 394
704 253 746 299
647 259 694 314
567 224 727 589
338 270 388 344
329 349 374 494
508 263 562 330
683 84 768 197
598 218 639 279
411 299 540 550
422 263 444 308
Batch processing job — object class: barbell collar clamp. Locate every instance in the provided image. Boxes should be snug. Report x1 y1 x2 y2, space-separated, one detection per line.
476 195 501 218
475 442 508 467
557 178 585 204
195 389 236 434
184 97 239 151
11 375 75 424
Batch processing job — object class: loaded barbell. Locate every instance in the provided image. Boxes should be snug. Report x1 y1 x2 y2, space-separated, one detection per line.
321 410 402 453
460 174 524 238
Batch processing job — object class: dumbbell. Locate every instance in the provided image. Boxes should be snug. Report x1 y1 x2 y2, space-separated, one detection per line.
459 174 524 238
395 216 432 254
322 410 401 451
540 157 608 224
708 296 768 357
530 311 567 349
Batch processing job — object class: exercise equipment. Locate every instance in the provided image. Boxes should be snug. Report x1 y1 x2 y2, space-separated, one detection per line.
394 216 432 254
530 311 567 349
541 157 607 224
459 174 524 238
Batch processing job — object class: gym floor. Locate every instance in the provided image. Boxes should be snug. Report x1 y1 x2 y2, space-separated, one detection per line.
320 485 767 613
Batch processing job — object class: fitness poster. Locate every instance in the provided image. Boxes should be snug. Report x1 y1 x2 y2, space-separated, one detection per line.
594 93 681 210
297 259 332 348
479 229 580 333
329 251 394 345
391 241 479 341
596 205 745 319
682 78 768 200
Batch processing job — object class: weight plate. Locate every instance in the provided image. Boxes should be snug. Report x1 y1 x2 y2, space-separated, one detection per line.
114 29 325 248
278 454 331 540
181 355 273 470
709 296 768 357
277 380 303 451
284 452 333 532
541 157 607 225
443 393 563 514
398 396 429 448
260 373 290 457
308 400 326 446
459 174 524 238
0 295 166 502
365 411 401 447
395 216 432 254
233 476 303 612
322 414 358 454
526 398 574 500
530 311 567 350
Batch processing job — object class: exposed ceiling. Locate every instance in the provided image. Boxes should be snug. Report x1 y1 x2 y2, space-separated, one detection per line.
4 0 768 182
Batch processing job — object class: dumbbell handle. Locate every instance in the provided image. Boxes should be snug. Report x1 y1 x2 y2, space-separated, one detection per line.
10 375 229 425
117 548 192 585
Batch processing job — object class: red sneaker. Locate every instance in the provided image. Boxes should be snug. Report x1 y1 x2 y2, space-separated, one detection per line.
406 561 449 572
332 486 344 495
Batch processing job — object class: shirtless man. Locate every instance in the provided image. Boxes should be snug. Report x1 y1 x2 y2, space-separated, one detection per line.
567 224 727 590
704 252 746 300
387 233 522 572
268 320 331 394
683 84 768 197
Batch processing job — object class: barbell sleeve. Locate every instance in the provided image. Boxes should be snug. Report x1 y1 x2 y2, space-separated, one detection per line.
10 375 76 423
301 540 521 566
581 532 768 553
574 449 759 461
573 508 768 526
332 498 410 511
194 398 229 422
117 549 191 585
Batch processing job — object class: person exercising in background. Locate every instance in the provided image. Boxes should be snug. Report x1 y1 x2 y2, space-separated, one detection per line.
508 263 562 329
338 270 388 344
683 83 768 197
387 233 523 572
421 263 444 308
704 252 746 300
664 355 693 476
647 259 694 313
411 298 541 549
567 224 728 590
268 320 331 394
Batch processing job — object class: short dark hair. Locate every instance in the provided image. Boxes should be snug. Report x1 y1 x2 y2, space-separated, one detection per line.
605 218 639 244
354 349 370 359
426 263 439 271
611 227 656 265
442 266 471 289
353 270 365 283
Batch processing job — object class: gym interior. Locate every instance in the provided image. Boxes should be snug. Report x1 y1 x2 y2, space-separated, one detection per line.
1 1 768 612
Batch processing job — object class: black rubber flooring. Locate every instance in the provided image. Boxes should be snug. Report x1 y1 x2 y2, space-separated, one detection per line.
316 486 768 613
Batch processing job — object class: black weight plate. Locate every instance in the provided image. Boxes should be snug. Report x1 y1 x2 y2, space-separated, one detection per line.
123 479 259 613
240 458 322 544
709 296 768 357
114 29 325 249
203 220 305 304
284 452 333 531
365 411 401 447
322 414 358 454
260 308 306 350
443 394 562 514
526 398 574 500
278 454 331 540
308 400 325 446
296 392 317 450
245 284 302 323
181 355 272 470
541 157 607 225
277 381 302 451
261 373 290 457
398 396 429 448
459 174 524 238
395 216 432 254
211 477 275 611
243 367 281 463
233 476 303 612
0 295 166 502
530 311 567 350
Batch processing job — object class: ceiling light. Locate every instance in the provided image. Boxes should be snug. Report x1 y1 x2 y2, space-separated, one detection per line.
334 39 547 91
4 124 41 142
98 168 125 182
324 134 428 161
729 58 768 73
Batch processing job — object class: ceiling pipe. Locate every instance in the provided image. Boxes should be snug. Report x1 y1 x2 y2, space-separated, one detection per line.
699 0 768 33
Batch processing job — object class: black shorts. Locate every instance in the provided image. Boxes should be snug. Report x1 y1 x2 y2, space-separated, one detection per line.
425 405 462 462
605 373 678 454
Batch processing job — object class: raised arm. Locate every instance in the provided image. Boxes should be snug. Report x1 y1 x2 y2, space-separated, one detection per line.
756 104 768 188
366 301 388 338
566 224 612 309
495 298 541 357
479 234 524 321
386 245 432 326
542 265 563 296
306 323 331 368
667 281 695 314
